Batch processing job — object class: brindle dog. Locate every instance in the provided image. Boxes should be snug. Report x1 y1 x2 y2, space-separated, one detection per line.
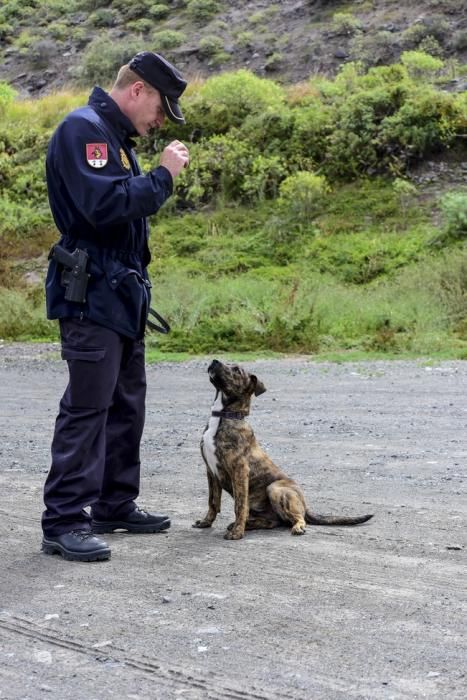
193 359 373 540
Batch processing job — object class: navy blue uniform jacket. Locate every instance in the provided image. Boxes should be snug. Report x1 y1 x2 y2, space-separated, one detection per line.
45 86 173 339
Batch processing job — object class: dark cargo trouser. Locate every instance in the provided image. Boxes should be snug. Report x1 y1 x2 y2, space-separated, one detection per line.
42 318 146 536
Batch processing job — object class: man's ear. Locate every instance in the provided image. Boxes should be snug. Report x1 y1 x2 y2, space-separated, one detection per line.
251 375 267 396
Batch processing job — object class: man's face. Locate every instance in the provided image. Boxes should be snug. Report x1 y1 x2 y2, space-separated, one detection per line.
131 83 166 136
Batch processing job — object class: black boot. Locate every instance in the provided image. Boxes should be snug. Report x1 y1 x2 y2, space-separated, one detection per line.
91 506 171 534
42 529 111 561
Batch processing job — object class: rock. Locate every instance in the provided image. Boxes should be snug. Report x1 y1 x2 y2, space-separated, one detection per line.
23 272 42 285
334 48 349 59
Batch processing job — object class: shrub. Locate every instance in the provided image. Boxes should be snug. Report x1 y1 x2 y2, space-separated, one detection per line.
110 0 154 20
278 172 330 222
88 9 118 27
195 70 286 133
402 18 449 49
242 155 286 202
441 192 467 240
0 22 14 41
152 29 185 50
401 50 444 82
401 23 432 49
452 30 467 52
350 31 395 67
236 31 254 49
379 89 459 167
29 39 60 70
186 0 220 23
149 3 170 20
47 21 69 41
0 82 16 117
417 36 444 58
0 287 53 341
392 178 417 219
332 12 362 36
198 35 225 58
128 18 154 33
79 36 145 85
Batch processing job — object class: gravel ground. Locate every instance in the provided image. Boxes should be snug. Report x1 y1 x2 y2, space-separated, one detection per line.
0 343 466 700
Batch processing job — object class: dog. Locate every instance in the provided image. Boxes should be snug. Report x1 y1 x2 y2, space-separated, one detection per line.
193 359 373 540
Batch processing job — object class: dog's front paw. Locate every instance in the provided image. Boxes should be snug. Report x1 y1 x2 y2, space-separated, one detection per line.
192 519 212 529
291 524 306 535
224 529 244 540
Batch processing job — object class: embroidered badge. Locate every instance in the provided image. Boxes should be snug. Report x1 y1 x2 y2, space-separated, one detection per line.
120 148 131 170
86 143 108 168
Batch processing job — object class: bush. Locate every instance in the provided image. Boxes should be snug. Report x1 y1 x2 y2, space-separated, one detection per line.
0 287 53 341
149 3 170 20
194 70 286 134
79 36 145 85
401 50 444 82
152 29 185 50
0 82 16 117
186 0 220 23
110 0 154 20
441 192 467 240
350 31 395 67
332 11 362 36
128 18 154 33
198 35 225 58
278 172 330 222
242 155 286 202
88 8 117 27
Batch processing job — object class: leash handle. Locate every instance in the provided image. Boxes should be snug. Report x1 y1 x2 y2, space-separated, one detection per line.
147 307 170 334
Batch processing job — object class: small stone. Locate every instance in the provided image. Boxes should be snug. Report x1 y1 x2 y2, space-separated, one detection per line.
334 48 348 59
162 596 172 604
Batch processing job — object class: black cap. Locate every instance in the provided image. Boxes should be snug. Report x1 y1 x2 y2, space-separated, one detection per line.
129 52 187 124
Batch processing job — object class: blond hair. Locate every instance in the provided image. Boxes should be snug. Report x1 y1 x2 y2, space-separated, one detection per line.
113 64 156 91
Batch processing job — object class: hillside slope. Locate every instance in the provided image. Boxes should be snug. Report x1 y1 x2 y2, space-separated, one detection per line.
0 0 466 96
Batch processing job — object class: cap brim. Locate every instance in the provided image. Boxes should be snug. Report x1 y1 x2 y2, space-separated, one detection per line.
162 94 185 124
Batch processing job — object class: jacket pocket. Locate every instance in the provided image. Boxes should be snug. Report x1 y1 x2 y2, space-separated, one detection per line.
104 259 148 333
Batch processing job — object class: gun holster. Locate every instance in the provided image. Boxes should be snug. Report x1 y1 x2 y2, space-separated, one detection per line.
49 244 90 304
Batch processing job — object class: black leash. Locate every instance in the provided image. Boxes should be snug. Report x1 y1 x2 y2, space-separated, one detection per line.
146 307 170 334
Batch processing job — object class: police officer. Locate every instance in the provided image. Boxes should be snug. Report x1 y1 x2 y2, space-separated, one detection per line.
41 52 189 561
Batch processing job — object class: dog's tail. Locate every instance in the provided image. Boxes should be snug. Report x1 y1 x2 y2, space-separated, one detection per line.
305 510 373 526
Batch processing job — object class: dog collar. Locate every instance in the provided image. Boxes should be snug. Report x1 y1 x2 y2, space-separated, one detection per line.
211 410 248 420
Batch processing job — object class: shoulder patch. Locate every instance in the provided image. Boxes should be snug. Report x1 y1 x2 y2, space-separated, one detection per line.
86 143 108 168
120 148 131 171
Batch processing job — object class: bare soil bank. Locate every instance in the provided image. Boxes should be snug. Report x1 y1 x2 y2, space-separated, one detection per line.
0 344 466 699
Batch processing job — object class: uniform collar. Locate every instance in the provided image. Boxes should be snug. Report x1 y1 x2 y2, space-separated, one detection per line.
88 86 138 146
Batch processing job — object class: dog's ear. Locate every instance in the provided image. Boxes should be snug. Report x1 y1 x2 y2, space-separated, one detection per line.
251 375 266 396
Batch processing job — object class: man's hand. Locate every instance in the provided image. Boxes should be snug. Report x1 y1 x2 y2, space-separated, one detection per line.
159 140 189 179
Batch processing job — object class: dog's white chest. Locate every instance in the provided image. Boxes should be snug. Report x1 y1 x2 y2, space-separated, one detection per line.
202 395 222 480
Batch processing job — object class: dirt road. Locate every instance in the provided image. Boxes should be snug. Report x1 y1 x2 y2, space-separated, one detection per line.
0 344 465 699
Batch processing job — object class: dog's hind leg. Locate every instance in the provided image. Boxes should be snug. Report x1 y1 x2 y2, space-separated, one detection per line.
267 480 307 536
193 470 222 529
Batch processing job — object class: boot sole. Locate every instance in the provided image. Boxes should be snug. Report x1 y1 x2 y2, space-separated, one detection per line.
42 539 111 562
91 519 171 534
